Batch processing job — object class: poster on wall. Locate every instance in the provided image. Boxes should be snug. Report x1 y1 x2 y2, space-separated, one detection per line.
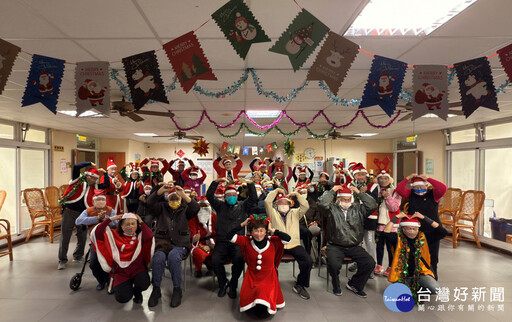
196 158 213 174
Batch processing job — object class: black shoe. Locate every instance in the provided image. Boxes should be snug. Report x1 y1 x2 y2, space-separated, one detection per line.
346 280 367 298
170 287 182 307
333 288 343 296
205 270 214 276
133 292 143 304
292 284 310 300
194 270 202 278
227 285 237 299
217 283 228 298
96 283 105 291
148 287 161 307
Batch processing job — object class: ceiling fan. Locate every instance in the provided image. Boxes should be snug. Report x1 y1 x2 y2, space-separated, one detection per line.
309 130 361 140
397 102 464 122
111 97 175 122
154 130 203 142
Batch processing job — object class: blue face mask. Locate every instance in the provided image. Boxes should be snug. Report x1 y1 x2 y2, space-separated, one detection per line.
413 188 427 195
226 196 237 205
266 188 274 192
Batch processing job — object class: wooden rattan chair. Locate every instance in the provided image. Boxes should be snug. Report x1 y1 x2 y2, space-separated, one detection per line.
59 184 69 196
24 188 61 243
44 186 63 221
439 188 463 224
0 190 13 261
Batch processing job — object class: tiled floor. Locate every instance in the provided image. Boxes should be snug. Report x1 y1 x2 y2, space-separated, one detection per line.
0 237 511 322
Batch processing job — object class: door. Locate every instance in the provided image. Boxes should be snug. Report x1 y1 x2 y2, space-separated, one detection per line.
99 152 126 182
396 151 422 182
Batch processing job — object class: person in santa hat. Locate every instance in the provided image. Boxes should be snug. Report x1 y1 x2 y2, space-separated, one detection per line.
246 157 270 181
248 182 267 218
291 182 315 262
265 187 311 300
169 157 194 187
385 211 447 301
140 157 170 187
90 212 154 304
146 184 200 308
182 165 207 196
395 174 447 280
206 178 258 299
299 181 323 265
98 159 125 215
269 161 292 192
292 165 313 188
214 185 226 201
330 162 351 186
318 184 378 297
120 162 143 213
58 162 110 270
136 184 156 228
213 153 243 184
75 194 118 291
189 195 217 277
368 170 401 277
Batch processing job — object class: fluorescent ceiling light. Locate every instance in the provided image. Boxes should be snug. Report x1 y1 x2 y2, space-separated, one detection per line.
245 133 259 137
355 133 378 137
345 0 478 37
57 110 103 117
134 133 157 137
246 110 281 118
172 138 195 143
422 113 458 118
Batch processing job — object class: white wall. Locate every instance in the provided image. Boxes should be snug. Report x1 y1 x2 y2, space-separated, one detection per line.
416 130 446 181
51 130 77 187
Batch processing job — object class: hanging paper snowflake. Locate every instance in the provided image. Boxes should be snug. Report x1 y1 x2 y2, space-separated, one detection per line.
283 137 295 158
192 139 209 157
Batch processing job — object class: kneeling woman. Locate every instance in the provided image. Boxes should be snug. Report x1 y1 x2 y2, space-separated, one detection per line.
91 212 154 304
228 215 291 315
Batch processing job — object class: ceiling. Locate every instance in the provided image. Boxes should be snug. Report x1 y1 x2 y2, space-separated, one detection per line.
1 0 512 146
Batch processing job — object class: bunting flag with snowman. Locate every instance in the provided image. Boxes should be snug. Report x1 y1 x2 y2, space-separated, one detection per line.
454 57 498 118
412 65 449 120
122 50 169 110
0 38 21 95
212 0 271 59
75 61 111 116
22 54 65 114
268 9 328 71
306 31 359 96
163 31 217 93
359 55 407 117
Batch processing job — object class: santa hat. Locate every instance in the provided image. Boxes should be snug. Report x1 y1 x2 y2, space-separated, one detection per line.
276 192 293 206
254 183 262 190
92 191 106 200
376 170 391 179
297 166 307 175
380 72 390 78
274 165 284 175
122 213 137 220
223 159 232 166
183 185 192 194
214 186 225 198
150 160 159 167
107 159 117 170
423 82 435 90
235 12 247 25
336 185 352 198
349 162 368 176
319 171 330 180
84 167 100 178
41 70 49 76
84 78 93 84
224 184 238 195
168 187 178 196
190 167 199 176
296 182 308 193
178 160 185 166
410 177 428 187
400 215 420 227
255 161 266 171
197 195 209 205
129 162 140 175
143 184 153 190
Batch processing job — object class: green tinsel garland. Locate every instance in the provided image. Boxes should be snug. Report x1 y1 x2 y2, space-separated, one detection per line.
396 229 423 304
58 176 87 206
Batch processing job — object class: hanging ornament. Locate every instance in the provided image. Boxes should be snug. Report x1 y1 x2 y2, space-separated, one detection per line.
192 139 209 157
283 137 295 158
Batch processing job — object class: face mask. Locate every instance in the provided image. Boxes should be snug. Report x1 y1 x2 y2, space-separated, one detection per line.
403 229 419 239
122 225 137 236
190 175 198 180
144 190 151 196
198 207 211 225
266 187 274 192
256 191 262 198
226 196 237 205
278 204 289 214
168 200 181 210
339 201 351 210
413 188 427 196
252 232 266 241
309 187 315 193
164 193 170 201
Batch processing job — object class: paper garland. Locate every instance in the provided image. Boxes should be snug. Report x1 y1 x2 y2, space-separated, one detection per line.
307 31 359 96
212 0 270 59
412 65 449 121
22 54 65 114
269 9 328 72
454 57 498 118
359 55 407 117
122 50 169 110
0 38 21 95
75 61 110 116
163 31 217 93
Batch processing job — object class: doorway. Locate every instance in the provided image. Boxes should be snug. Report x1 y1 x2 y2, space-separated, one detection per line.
396 151 422 182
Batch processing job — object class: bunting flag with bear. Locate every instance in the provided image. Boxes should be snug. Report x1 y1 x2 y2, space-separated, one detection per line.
359 55 407 117
122 50 169 110
0 39 21 95
306 31 359 96
22 54 65 114
75 61 110 117
212 0 271 59
163 31 217 93
412 65 449 121
268 9 328 72
497 43 512 82
454 57 498 118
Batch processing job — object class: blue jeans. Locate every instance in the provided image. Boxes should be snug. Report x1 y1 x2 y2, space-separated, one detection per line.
152 247 187 288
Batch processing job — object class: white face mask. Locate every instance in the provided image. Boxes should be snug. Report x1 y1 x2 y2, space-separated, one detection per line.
339 201 351 210
278 204 290 214
309 187 315 193
164 193 169 201
190 175 198 180
256 190 262 198
198 207 211 225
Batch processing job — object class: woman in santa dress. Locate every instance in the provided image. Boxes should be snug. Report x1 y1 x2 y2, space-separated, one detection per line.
228 214 291 315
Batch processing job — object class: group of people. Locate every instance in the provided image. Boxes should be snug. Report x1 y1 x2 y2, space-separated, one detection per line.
57 153 447 315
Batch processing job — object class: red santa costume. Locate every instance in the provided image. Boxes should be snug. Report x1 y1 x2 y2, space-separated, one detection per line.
100 160 125 214
370 72 396 98
61 167 105 209
188 196 216 273
31 70 54 95
140 158 170 187
213 156 243 182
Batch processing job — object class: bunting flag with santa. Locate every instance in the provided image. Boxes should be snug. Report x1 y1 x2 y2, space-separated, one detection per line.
412 65 449 121
268 9 328 72
454 57 498 118
122 50 169 110
306 31 359 96
75 61 111 116
359 55 407 117
212 0 271 59
163 31 217 93
0 38 21 95
22 54 65 114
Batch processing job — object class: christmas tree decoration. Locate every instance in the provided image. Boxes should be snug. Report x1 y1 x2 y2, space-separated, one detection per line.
243 146 249 155
306 31 359 96
163 31 217 93
283 138 295 158
221 141 229 151
359 55 408 117
412 65 449 121
75 61 110 117
192 138 209 157
454 57 498 118
498 43 512 82
22 54 65 114
0 38 21 95
269 9 328 71
212 0 271 59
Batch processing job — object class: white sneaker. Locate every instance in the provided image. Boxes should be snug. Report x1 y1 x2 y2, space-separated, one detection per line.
57 262 66 270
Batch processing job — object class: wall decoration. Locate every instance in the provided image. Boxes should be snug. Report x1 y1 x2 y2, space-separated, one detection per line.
283 138 295 158
366 153 393 176
75 61 110 116
192 138 209 157
0 38 21 95
412 65 449 120
242 146 249 155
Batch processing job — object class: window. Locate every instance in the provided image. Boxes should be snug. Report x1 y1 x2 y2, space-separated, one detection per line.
451 128 475 144
485 122 512 141
0 123 14 140
24 128 47 143
450 150 475 190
